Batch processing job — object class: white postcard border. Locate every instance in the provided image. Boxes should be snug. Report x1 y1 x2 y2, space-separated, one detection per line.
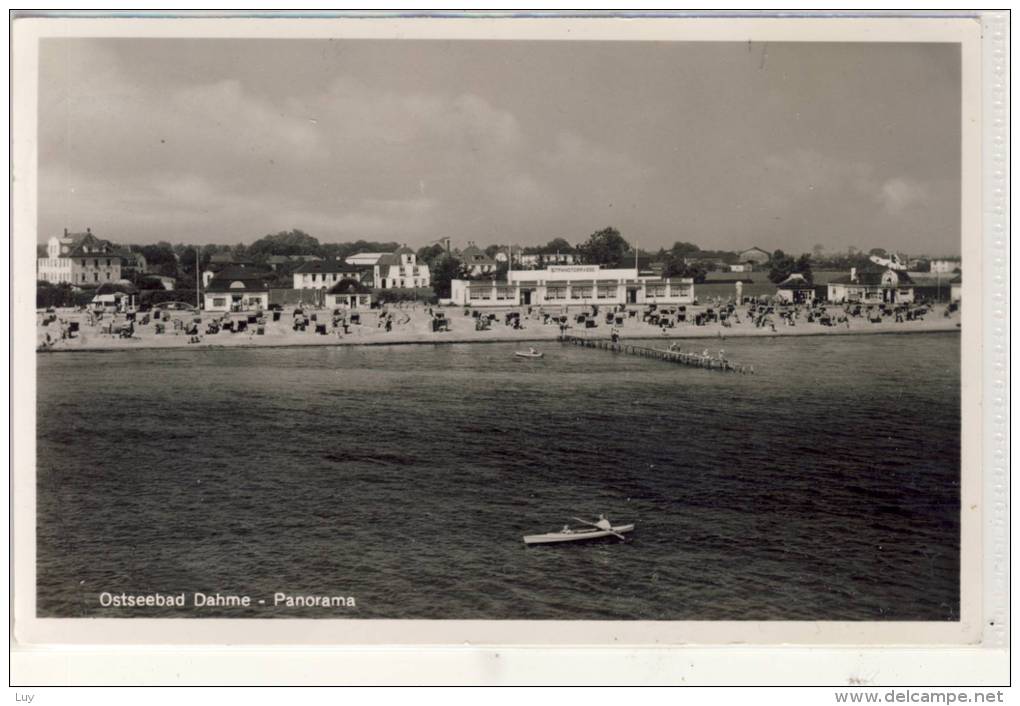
9 12 1004 682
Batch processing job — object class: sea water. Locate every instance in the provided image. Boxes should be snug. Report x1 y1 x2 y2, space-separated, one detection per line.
35 333 960 620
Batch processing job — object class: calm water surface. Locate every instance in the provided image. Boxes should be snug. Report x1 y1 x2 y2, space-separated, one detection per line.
36 333 960 620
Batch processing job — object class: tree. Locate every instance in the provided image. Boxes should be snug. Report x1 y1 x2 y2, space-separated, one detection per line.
768 250 814 285
661 256 707 283
794 254 814 285
249 230 322 261
540 237 574 255
669 241 701 258
429 255 466 299
868 247 888 258
417 243 446 265
139 242 178 278
767 249 797 284
812 243 825 258
576 227 630 267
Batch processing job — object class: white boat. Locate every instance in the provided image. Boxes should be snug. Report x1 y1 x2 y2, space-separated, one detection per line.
523 523 634 545
514 349 544 359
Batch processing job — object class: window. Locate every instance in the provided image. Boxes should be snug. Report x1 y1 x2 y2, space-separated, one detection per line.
571 286 592 299
213 297 226 308
546 286 566 300
646 285 666 298
94 273 99 282
597 285 616 299
469 288 490 300
496 287 515 300
106 259 111 266
106 272 111 280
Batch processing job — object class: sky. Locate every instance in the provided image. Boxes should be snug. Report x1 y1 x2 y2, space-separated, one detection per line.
37 38 962 255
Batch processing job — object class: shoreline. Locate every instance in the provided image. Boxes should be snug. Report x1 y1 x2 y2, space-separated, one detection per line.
36 320 962 354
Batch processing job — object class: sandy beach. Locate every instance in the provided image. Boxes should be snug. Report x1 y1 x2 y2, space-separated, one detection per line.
36 302 962 353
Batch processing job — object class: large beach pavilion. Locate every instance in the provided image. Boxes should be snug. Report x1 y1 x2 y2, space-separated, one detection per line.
450 265 695 308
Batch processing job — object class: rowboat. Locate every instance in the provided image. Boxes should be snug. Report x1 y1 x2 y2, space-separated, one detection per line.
514 349 544 359
523 523 634 545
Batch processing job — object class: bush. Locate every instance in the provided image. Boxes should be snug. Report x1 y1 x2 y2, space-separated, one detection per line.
141 289 201 307
372 287 437 306
73 290 96 307
36 282 75 308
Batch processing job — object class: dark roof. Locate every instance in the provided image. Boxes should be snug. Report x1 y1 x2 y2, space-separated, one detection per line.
95 281 139 296
68 233 118 257
376 253 400 266
461 245 495 265
205 268 272 292
829 270 914 286
327 278 372 295
394 245 415 256
209 252 254 265
293 259 362 274
117 249 145 262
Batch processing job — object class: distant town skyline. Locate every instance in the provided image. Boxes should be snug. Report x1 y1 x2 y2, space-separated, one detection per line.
39 39 961 255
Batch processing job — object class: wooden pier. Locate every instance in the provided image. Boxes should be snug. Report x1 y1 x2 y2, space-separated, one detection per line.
559 335 753 373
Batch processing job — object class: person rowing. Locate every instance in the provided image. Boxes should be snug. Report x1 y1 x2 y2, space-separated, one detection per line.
595 514 612 530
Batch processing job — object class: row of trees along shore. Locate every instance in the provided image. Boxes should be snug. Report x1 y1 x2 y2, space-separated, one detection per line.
38 226 900 303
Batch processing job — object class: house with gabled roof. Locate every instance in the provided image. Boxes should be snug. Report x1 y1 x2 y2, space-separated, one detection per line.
459 242 497 277
775 273 815 303
350 245 430 289
37 228 123 286
325 278 373 309
826 266 914 304
203 267 273 312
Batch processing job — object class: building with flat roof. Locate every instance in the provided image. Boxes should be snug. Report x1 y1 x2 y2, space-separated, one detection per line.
450 264 694 308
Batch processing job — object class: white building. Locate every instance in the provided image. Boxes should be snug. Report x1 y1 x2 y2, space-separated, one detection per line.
350 246 430 289
450 265 694 308
518 252 576 268
37 228 123 286
775 273 815 303
345 252 390 267
950 275 962 303
292 259 366 289
203 268 271 312
325 279 373 309
826 267 914 304
930 258 962 274
459 244 497 277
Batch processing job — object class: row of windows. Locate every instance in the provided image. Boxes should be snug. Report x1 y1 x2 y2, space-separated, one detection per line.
470 284 692 301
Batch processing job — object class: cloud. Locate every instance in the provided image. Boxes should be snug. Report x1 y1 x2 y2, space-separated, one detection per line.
38 54 643 247
879 178 930 214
